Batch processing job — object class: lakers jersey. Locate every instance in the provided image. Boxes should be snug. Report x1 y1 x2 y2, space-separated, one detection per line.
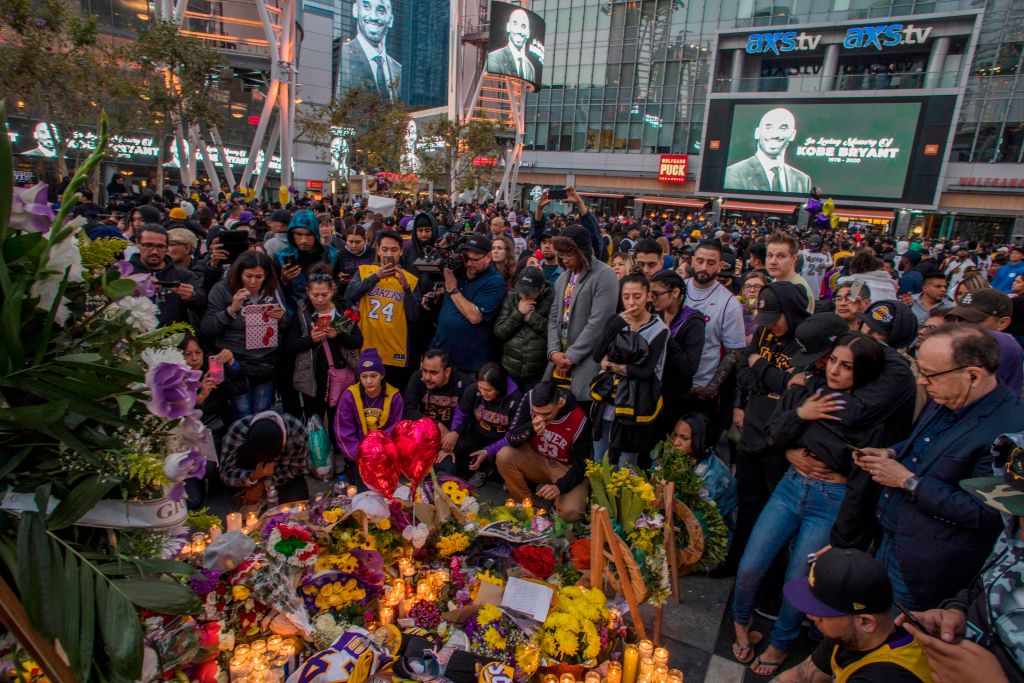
357 264 419 367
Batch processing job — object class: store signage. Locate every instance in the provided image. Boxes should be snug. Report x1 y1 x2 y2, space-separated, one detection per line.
744 23 931 54
658 155 689 184
306 180 323 190
472 156 497 167
952 176 1024 190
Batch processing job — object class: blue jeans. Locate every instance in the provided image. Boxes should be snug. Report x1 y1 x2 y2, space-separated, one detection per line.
592 418 638 466
732 468 846 651
876 534 921 611
230 380 275 420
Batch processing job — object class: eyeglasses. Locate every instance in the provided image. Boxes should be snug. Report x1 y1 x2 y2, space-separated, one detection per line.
139 242 168 250
309 273 334 282
918 365 968 383
650 289 671 298
464 252 489 264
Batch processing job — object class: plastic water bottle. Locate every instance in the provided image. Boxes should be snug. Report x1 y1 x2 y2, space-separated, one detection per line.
265 480 279 510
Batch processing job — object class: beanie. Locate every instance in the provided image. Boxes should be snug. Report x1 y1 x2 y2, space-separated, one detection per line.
561 225 593 259
136 204 163 224
179 200 195 218
169 207 187 220
358 348 385 376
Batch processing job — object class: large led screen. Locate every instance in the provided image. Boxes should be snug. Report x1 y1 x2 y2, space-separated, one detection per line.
699 96 957 206
486 1 546 90
337 0 403 101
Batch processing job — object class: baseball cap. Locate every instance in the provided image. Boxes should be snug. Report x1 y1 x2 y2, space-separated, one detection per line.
856 300 919 349
754 286 782 326
718 253 737 278
461 233 492 254
791 313 849 366
515 266 545 295
947 288 1012 323
961 433 1024 516
783 548 892 618
541 226 560 240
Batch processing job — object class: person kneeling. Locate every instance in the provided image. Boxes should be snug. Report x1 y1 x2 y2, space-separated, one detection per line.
220 411 310 506
495 381 591 521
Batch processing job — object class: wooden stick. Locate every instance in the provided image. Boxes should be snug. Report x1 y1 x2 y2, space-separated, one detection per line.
0 576 76 683
598 508 647 641
654 605 663 645
663 481 681 603
590 504 605 591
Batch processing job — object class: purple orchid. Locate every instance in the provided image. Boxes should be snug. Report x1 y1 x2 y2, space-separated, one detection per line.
114 260 158 297
164 447 206 482
10 183 55 233
189 568 222 597
145 361 201 419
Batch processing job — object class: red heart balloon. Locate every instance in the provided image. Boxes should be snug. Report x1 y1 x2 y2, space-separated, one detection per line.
357 430 399 500
392 419 418 466
403 417 441 489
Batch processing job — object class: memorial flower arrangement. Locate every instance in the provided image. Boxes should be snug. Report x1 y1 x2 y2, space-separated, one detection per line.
266 523 318 567
538 587 611 665
0 109 201 680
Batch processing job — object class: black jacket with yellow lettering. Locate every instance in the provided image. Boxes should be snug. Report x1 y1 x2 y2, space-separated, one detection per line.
736 281 811 455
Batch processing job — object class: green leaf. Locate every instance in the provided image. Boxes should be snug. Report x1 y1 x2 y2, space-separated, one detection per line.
115 395 135 416
0 400 69 428
0 445 31 479
2 232 46 264
56 352 103 363
97 558 195 577
112 577 201 614
46 475 119 530
78 561 95 680
16 513 55 639
95 573 143 679
104 277 137 299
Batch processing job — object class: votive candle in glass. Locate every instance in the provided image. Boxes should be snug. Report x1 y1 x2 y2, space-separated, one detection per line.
638 639 655 659
266 635 283 652
607 661 623 683
622 644 639 683
653 647 669 669
586 672 601 683
380 606 394 626
244 511 258 529
640 656 655 678
226 512 242 532
505 498 516 507
655 665 668 683
668 670 683 683
230 655 252 677
346 485 358 498
522 498 533 508
234 644 251 659
250 638 267 655
608 607 621 629
209 524 222 540
560 674 575 683
543 675 558 683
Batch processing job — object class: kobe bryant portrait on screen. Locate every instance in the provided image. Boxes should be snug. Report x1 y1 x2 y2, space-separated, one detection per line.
486 8 536 82
724 107 812 194
338 0 402 101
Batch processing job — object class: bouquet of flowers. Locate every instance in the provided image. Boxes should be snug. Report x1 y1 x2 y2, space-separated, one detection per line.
537 587 610 665
465 604 530 669
0 110 202 680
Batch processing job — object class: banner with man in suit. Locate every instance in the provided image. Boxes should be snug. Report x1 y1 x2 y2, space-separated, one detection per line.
724 107 812 194
486 1 546 90
337 0 402 101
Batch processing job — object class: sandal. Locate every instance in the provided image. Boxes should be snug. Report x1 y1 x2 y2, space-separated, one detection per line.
750 652 789 677
730 630 763 664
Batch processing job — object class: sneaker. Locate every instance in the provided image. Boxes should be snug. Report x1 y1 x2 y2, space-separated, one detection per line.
754 606 779 621
467 470 487 488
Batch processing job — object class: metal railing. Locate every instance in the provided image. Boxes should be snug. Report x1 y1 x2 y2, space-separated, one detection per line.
712 69 962 93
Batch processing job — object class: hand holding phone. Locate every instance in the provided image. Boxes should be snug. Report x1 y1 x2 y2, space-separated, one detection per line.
207 359 225 383
548 187 568 201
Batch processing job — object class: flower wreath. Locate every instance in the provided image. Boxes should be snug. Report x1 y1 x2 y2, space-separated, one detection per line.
266 523 318 567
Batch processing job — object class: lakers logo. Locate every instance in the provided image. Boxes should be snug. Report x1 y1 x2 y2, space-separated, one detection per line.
871 305 893 323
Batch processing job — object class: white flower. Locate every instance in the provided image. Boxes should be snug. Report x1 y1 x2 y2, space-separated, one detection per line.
402 522 430 549
141 346 186 369
460 497 479 515
29 276 71 325
315 614 338 632
28 231 83 326
115 296 159 332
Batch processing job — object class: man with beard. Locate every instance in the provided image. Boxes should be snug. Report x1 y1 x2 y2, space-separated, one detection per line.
403 348 471 435
339 0 402 100
123 224 206 327
486 8 536 82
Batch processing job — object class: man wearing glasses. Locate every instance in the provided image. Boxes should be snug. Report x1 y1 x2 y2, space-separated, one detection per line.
429 233 507 373
850 324 1023 612
123 224 206 327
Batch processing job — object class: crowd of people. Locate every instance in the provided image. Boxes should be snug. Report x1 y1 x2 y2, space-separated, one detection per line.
76 181 1024 682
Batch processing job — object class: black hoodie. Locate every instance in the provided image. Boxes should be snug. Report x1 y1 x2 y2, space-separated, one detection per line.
736 281 812 455
401 212 440 282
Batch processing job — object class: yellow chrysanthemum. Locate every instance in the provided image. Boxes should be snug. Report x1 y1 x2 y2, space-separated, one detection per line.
232 585 250 601
436 533 470 557
554 627 578 657
477 603 502 626
376 518 391 531
483 627 507 652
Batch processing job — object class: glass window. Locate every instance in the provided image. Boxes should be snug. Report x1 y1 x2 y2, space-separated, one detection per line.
951 122 976 161
999 122 1024 163
971 122 1003 162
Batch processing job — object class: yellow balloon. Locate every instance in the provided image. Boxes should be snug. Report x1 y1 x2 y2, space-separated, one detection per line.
822 198 835 217
279 186 290 205
831 215 840 229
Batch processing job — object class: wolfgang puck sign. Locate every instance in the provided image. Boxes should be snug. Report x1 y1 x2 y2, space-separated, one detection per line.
658 155 689 184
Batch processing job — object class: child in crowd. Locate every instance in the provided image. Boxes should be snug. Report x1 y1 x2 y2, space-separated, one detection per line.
335 348 404 462
663 413 738 530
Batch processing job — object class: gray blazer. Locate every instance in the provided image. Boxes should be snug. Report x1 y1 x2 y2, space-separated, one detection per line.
724 155 811 194
486 46 536 82
546 259 619 401
339 39 402 100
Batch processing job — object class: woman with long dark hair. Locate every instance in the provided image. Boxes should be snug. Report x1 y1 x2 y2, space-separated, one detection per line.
650 270 705 444
200 251 289 419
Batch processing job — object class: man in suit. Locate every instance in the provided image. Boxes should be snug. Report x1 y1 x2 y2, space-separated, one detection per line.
851 323 1024 610
724 107 812 193
338 0 402 100
486 8 536 83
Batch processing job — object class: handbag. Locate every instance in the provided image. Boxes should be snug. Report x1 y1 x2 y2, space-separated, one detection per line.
322 339 356 407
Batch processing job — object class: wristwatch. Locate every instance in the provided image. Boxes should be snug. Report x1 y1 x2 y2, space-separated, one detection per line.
447 287 460 296
902 475 920 494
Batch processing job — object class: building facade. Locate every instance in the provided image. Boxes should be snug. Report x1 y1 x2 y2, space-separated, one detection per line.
517 0 1024 243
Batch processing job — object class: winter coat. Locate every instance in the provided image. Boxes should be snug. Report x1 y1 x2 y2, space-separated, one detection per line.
493 287 554 380
286 300 363 400
123 254 206 327
451 379 523 459
199 280 290 362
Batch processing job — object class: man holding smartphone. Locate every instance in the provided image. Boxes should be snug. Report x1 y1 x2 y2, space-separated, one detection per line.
121 224 206 327
345 229 422 391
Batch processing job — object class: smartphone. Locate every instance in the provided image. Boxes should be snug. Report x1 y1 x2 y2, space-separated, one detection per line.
220 229 249 263
207 358 225 383
894 602 935 637
283 255 297 267
155 279 181 288
548 188 568 201
315 315 331 332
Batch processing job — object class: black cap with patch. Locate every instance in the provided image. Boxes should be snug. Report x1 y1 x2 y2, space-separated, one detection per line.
460 233 492 254
856 300 919 349
947 288 1012 323
784 548 892 618
792 313 850 366
754 286 782 325
515 266 546 295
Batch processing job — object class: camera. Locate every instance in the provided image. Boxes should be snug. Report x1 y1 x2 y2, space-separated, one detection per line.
412 231 468 275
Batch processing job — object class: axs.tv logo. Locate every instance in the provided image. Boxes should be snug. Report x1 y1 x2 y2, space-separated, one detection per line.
744 24 933 55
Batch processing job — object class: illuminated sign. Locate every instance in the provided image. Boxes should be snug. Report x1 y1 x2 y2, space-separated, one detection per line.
657 155 689 184
744 23 932 54
306 180 324 190
472 156 498 167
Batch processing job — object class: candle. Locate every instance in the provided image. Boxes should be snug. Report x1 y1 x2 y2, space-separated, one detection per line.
251 638 267 655
244 511 258 529
226 512 242 532
609 607 621 629
668 671 683 683
522 498 533 508
638 639 654 659
537 507 546 516
234 644 251 658
607 662 623 683
391 578 405 602
209 524 222 540
623 644 639 683
193 540 205 555
229 655 252 677
180 542 192 557
279 641 296 659
640 656 655 677
586 673 601 683
402 563 416 579
653 647 669 669
436 569 450 585
543 676 558 683
266 635 282 652
560 674 575 683
654 665 668 683
280 504 291 513
346 485 358 498
505 498 515 507
294 503 306 512
380 606 394 626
